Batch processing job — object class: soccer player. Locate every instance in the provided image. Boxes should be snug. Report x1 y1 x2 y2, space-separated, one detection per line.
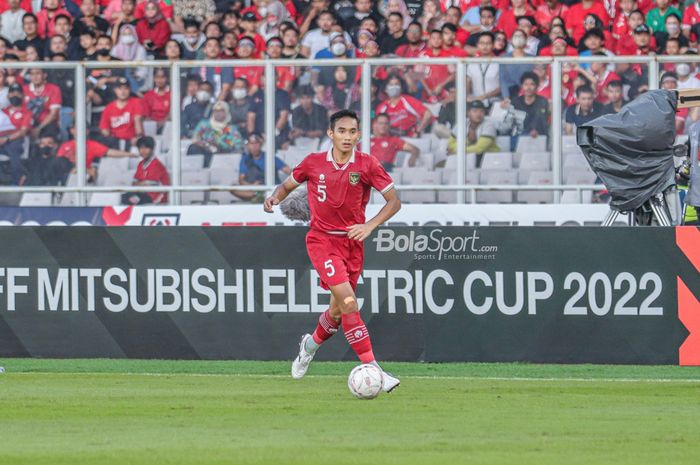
263 109 402 392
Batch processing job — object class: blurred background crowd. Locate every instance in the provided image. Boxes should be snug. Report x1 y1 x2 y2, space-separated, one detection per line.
0 0 698 205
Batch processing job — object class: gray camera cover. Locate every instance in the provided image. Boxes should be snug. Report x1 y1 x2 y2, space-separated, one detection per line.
577 90 677 211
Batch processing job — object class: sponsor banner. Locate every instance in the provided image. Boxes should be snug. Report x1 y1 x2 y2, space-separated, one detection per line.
0 227 697 364
0 204 613 227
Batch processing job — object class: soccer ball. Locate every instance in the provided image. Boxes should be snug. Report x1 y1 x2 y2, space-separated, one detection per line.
347 364 383 400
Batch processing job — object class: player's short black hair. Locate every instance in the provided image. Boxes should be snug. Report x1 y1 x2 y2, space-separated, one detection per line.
136 136 155 149
329 109 360 130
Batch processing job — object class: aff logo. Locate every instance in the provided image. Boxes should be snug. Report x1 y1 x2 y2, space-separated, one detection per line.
141 214 181 226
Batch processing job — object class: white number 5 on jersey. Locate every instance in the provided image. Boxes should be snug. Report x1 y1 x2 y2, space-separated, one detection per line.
324 259 335 277
317 184 327 202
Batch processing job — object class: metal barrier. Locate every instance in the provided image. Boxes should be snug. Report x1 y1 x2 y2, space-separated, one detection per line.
0 56 691 205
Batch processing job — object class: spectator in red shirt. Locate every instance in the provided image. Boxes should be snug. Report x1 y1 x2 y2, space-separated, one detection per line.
442 23 469 56
565 0 610 43
234 37 264 94
35 0 71 39
395 21 426 57
370 113 420 171
376 74 434 137
418 29 454 103
99 77 144 149
444 6 470 46
23 67 62 138
0 83 29 184
575 53 622 103
616 9 656 54
612 0 637 43
142 68 170 133
56 126 134 184
122 136 170 205
682 0 700 42
135 0 172 55
536 0 569 34
239 11 267 57
497 0 535 39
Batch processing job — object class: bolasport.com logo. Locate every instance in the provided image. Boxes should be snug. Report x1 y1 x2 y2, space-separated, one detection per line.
372 229 498 261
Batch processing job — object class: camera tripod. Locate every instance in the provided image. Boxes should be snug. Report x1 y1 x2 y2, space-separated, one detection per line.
601 186 681 226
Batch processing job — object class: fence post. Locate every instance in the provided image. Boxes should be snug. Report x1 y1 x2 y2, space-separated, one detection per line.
75 64 87 206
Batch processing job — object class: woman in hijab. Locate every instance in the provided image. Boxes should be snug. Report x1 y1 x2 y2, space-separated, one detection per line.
112 24 148 92
258 1 290 41
135 0 172 55
189 101 243 167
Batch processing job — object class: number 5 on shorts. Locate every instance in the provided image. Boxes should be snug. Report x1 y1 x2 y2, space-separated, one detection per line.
324 259 335 277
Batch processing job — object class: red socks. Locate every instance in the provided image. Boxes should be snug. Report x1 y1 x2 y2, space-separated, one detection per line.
312 309 339 345
342 311 375 363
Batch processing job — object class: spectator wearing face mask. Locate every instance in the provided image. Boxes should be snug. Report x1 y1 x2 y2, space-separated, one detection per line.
646 0 681 34
376 75 434 137
0 83 31 185
675 62 700 89
655 13 688 53
188 101 244 167
182 80 214 138
499 29 534 99
259 1 290 41
21 127 65 187
112 24 149 93
228 77 252 138
177 18 205 59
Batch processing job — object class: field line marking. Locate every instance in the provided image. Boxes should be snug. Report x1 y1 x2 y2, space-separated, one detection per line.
4 372 700 383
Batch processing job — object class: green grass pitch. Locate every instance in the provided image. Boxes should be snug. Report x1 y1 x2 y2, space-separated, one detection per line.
0 359 699 465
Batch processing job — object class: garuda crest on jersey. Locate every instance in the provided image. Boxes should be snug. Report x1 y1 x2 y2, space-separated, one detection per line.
349 172 360 185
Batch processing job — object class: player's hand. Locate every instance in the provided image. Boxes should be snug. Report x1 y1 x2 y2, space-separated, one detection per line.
347 223 374 241
263 196 279 213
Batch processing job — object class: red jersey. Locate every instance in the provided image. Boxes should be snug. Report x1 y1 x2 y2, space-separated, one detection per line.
594 70 621 103
0 0 32 13
370 136 405 165
443 45 469 57
234 66 264 89
376 95 430 136
683 3 700 40
456 28 470 47
57 139 110 167
134 156 170 203
615 33 656 55
612 12 630 40
99 97 144 140
565 1 610 42
419 48 453 102
142 89 170 122
536 3 569 32
290 149 394 234
35 7 71 39
23 82 62 124
395 43 426 58
3 105 32 130
497 7 536 38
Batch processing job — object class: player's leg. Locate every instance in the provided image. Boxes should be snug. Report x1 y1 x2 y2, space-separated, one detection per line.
329 282 376 363
302 294 341 354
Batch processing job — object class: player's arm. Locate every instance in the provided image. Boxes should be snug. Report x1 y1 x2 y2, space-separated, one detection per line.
402 141 420 167
263 176 299 213
348 187 401 241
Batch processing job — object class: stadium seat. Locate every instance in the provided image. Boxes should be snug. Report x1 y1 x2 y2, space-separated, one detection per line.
396 168 440 203
284 148 309 168
181 170 210 204
562 135 580 154
293 137 320 151
19 192 53 206
143 120 158 137
496 135 512 152
160 122 173 153
481 151 513 170
437 168 478 203
519 152 551 172
444 153 477 172
564 169 597 185
517 171 554 203
97 158 131 186
210 153 242 175
563 151 589 169
88 192 122 206
477 170 517 203
181 154 205 171
403 137 431 154
516 136 547 153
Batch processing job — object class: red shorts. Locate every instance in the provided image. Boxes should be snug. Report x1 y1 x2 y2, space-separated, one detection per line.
306 229 364 291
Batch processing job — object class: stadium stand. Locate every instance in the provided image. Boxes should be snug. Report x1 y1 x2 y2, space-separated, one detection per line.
1 0 698 206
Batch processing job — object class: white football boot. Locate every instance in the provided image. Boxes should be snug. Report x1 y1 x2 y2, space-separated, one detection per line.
381 370 400 393
291 334 315 379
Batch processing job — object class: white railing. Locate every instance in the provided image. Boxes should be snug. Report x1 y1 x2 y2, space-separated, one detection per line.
0 55 693 205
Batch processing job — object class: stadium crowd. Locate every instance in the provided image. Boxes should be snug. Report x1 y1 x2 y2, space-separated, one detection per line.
0 0 699 204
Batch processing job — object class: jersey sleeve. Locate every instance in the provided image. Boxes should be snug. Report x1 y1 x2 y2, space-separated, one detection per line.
290 155 309 185
98 106 110 130
368 156 395 195
48 85 62 108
